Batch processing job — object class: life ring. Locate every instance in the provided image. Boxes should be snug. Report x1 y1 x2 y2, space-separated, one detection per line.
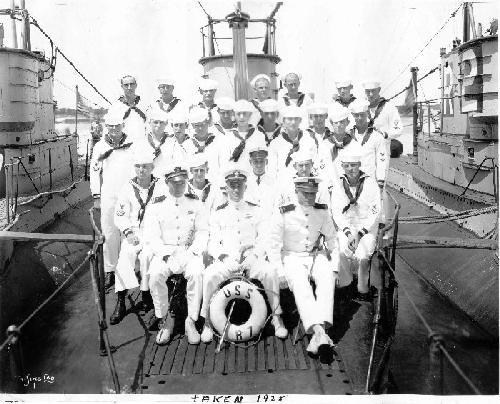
209 279 268 342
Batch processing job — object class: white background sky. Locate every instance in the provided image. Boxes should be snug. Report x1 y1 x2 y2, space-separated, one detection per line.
1 0 497 108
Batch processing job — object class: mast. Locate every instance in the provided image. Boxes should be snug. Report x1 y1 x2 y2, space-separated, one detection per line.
411 67 419 159
226 2 250 100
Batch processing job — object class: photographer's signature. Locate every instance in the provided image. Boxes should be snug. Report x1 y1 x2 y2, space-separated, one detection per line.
20 373 55 389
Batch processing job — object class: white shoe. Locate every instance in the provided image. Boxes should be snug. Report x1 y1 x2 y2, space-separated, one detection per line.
272 316 288 339
156 318 173 345
306 333 320 355
200 324 214 343
185 317 200 345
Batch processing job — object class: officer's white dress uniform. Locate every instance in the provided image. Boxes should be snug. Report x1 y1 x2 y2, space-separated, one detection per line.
268 184 338 333
114 175 165 293
144 180 208 321
90 129 135 274
331 160 381 287
201 197 281 320
246 171 277 219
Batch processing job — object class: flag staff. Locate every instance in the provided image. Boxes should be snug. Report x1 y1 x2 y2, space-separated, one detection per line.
411 67 418 159
75 85 79 135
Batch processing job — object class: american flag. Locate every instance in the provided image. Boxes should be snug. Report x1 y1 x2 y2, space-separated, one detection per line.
76 88 92 116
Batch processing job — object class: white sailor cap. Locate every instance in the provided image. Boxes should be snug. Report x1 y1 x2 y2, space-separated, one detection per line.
362 80 381 90
148 108 169 122
281 105 303 119
224 164 248 182
335 80 352 88
307 103 328 116
349 99 370 114
281 71 302 82
328 103 350 122
340 144 363 163
251 74 271 88
216 97 235 111
156 77 175 86
189 107 209 124
104 110 124 125
248 141 269 157
188 154 208 169
198 78 218 91
165 163 189 181
133 151 155 166
260 99 279 113
293 176 322 189
291 148 315 164
234 99 254 113
169 109 188 124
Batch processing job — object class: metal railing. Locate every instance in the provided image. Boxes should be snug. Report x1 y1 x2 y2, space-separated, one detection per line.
0 208 120 393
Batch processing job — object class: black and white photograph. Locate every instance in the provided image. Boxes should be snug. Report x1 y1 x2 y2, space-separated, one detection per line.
0 0 498 402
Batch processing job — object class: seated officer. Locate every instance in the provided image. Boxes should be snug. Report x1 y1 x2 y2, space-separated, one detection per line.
144 164 208 345
331 145 381 300
268 176 338 358
200 165 287 343
111 152 163 324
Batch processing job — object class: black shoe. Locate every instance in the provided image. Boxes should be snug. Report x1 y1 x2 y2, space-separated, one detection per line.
136 291 154 314
356 291 372 302
104 272 115 291
318 344 334 364
110 295 127 325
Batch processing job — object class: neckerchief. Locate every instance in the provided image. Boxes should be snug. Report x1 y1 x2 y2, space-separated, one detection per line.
328 132 354 161
341 172 367 213
189 179 211 202
334 95 356 108
257 121 281 146
354 125 371 146
250 98 269 114
98 133 133 161
131 176 157 224
230 127 256 162
157 97 180 113
191 135 215 154
282 130 303 166
283 92 305 107
119 95 147 121
367 97 387 137
198 102 217 122
214 122 235 135
147 132 168 157
305 128 320 149
256 174 262 185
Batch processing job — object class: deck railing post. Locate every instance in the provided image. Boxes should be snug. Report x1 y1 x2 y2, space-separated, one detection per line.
6 325 24 393
97 243 106 354
428 333 445 395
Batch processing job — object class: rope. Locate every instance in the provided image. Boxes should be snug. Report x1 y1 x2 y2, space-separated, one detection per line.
385 2 462 94
380 253 482 394
460 157 496 196
386 65 439 102
15 158 40 194
399 206 497 224
0 254 91 354
29 16 111 105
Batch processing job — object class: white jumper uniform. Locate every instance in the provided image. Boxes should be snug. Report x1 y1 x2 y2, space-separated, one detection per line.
90 135 135 273
113 178 165 292
267 199 338 333
111 96 148 142
268 131 317 178
352 126 388 183
201 199 281 319
331 174 381 286
143 194 208 320
222 127 267 172
183 134 226 183
136 132 171 177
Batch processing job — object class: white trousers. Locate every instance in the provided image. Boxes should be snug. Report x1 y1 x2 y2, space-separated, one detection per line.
283 253 336 333
201 259 281 319
101 197 121 273
148 253 203 320
114 241 151 293
338 231 376 288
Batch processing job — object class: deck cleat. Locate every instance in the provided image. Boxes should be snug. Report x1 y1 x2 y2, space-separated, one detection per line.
200 324 214 343
185 317 201 345
271 315 288 339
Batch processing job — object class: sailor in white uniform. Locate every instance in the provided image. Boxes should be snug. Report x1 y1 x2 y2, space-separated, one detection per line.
249 73 272 126
163 109 191 163
90 111 135 289
111 74 147 142
200 166 287 343
332 79 356 108
144 164 208 345
305 103 329 152
192 78 220 126
186 154 217 212
111 152 164 324
224 99 265 171
349 99 388 185
213 97 236 135
268 105 317 178
139 109 170 178
267 176 338 358
184 107 225 183
330 145 381 299
149 77 182 120
256 99 282 150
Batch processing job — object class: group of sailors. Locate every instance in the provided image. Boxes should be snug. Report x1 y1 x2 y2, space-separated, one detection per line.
89 71 402 356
